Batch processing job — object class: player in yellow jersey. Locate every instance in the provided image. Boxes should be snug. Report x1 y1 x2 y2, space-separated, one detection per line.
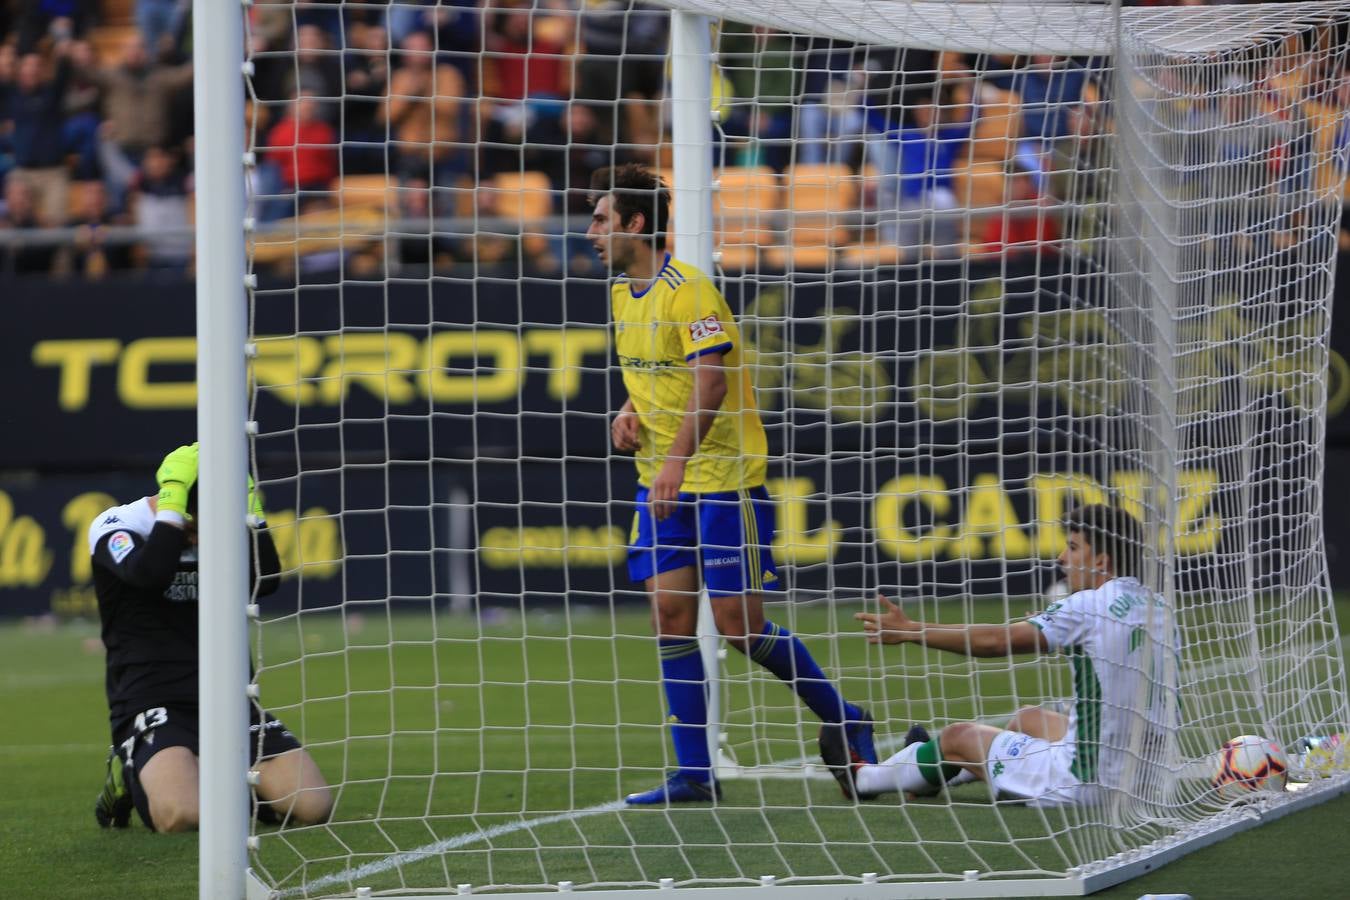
587 164 876 805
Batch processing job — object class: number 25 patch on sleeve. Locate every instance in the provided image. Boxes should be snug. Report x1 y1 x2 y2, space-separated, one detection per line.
688 315 724 343
108 531 136 564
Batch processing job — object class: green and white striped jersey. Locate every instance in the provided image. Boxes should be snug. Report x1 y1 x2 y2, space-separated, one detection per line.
1029 576 1180 792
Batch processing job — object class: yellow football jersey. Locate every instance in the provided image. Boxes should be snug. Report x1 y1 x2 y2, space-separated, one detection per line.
612 254 768 492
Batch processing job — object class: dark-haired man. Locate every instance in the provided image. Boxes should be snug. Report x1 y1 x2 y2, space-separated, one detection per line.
92 443 333 831
823 504 1178 807
588 163 877 804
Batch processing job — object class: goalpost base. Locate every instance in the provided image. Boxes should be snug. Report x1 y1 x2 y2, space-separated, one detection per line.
245 776 1350 900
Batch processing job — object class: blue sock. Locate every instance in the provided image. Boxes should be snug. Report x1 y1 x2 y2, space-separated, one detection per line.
659 638 711 781
748 621 850 724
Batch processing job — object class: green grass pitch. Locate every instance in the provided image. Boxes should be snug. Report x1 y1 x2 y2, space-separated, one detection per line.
3 596 1349 898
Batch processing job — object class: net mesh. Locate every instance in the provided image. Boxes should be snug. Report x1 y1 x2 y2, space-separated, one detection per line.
237 1 1350 896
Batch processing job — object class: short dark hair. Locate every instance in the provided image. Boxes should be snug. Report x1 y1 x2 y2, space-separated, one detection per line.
589 163 669 249
1063 504 1146 579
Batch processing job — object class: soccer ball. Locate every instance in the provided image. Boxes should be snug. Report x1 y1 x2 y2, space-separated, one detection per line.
1211 735 1288 798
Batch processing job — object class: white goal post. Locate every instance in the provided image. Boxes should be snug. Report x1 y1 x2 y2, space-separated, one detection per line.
188 1 1350 898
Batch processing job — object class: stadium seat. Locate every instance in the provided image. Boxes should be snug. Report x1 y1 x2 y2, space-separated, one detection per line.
485 171 554 224
766 163 859 269
714 166 777 272
481 171 556 264
340 174 396 213
250 206 385 267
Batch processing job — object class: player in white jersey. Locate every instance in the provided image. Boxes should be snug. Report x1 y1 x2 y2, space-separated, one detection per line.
821 504 1178 806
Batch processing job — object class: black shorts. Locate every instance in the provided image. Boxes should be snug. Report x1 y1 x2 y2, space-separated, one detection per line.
111 703 302 831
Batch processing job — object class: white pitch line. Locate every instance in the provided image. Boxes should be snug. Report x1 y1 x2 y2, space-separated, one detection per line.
281 800 629 898
285 716 1022 898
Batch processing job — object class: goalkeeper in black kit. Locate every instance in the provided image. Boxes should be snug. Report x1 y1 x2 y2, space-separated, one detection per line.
92 443 332 832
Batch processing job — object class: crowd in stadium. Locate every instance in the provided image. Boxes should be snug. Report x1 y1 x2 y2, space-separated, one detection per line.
0 0 1347 277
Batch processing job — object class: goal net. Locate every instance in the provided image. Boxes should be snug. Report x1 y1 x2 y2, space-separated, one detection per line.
231 1 1350 897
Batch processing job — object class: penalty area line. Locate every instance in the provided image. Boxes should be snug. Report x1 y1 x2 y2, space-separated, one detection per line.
281 800 629 898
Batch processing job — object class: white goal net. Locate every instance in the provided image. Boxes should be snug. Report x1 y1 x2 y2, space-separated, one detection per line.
228 1 1350 897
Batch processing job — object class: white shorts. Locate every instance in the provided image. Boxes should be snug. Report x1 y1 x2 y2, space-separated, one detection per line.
986 729 1097 808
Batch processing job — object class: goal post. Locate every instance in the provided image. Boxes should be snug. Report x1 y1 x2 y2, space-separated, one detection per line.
194 1 1350 898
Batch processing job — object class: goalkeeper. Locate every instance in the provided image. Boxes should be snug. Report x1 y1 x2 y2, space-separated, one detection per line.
588 163 877 805
91 443 333 831
823 504 1177 807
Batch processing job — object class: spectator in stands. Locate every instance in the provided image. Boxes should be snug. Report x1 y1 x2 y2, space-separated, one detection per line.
865 84 971 255
575 0 667 154
137 0 188 63
342 20 391 174
16 0 95 55
719 24 799 171
382 30 468 205
388 0 480 91
80 34 192 211
58 178 132 277
265 91 339 195
483 2 570 130
0 41 17 184
1011 56 1088 179
558 101 634 214
133 144 191 270
8 41 74 227
62 40 101 181
0 174 56 273
394 174 464 271
972 161 1060 256
797 43 867 167
291 24 344 104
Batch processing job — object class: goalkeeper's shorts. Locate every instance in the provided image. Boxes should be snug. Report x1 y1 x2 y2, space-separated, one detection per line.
627 484 780 597
111 701 302 830
986 728 1101 808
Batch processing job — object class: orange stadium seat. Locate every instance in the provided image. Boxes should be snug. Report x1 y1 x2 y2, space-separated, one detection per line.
482 171 556 261
714 166 777 271
766 163 859 270
339 174 396 213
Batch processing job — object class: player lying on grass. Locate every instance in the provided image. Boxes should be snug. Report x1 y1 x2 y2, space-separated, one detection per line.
92 443 333 831
588 162 877 804
822 504 1178 807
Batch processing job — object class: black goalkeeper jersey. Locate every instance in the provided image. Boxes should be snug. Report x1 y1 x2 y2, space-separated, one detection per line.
89 498 281 726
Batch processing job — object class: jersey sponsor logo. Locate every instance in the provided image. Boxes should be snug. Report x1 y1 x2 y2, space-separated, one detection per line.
617 354 675 370
103 515 120 525
107 530 135 564
688 315 724 343
164 570 198 603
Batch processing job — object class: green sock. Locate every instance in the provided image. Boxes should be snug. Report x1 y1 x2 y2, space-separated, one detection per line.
914 738 964 787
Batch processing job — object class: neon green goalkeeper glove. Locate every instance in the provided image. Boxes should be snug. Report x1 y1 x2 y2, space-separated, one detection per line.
156 442 199 516
247 474 265 523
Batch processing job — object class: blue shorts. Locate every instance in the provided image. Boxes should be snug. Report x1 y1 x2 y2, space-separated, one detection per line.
627 485 780 597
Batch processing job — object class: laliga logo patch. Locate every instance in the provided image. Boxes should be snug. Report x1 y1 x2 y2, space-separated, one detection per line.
108 530 135 564
688 315 724 343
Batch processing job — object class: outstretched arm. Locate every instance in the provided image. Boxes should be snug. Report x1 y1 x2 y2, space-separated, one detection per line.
856 596 1048 658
